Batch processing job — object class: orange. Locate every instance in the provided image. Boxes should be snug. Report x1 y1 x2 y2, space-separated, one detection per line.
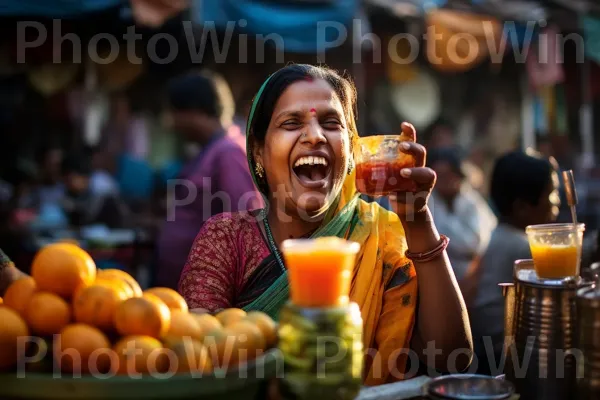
73 281 129 333
89 277 134 300
114 294 171 339
97 269 142 297
3 277 37 316
31 243 96 299
192 314 222 340
54 324 112 374
0 297 3 305
0 307 29 370
215 308 246 327
202 327 234 369
226 321 266 365
144 288 188 313
165 338 212 375
112 336 168 376
164 310 202 341
25 292 71 336
245 311 278 348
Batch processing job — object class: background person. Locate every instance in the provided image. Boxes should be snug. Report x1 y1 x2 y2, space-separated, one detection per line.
155 71 261 289
469 150 560 375
427 147 497 283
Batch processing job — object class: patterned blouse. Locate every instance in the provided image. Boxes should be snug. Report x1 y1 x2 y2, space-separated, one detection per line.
178 211 274 311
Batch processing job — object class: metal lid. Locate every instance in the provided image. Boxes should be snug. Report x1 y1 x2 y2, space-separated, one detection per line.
515 268 584 289
577 285 600 307
425 374 515 400
513 259 588 289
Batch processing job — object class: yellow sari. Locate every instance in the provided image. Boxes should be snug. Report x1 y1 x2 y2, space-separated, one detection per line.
340 173 419 385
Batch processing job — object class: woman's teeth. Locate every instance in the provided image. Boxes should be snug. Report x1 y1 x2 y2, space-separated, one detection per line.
293 156 328 168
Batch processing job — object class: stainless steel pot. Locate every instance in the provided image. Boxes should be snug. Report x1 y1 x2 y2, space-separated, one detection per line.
504 260 592 400
499 282 515 366
576 285 600 399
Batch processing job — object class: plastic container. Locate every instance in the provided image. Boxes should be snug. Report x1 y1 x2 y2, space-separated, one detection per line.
525 223 585 279
277 302 363 400
281 238 360 308
354 135 417 197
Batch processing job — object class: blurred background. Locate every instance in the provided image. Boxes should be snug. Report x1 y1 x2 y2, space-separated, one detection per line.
0 0 599 288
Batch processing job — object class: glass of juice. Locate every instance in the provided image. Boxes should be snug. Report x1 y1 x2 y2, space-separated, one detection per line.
354 135 417 197
281 237 361 308
526 223 586 279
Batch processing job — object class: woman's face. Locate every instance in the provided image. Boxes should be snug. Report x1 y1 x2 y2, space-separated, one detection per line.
255 79 350 217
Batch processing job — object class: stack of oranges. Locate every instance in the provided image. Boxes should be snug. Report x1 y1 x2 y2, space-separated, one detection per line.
0 243 277 377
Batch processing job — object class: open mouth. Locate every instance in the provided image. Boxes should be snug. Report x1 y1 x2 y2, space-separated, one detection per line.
292 155 332 188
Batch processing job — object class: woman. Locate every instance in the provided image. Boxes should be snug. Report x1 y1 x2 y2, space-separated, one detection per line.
179 65 472 384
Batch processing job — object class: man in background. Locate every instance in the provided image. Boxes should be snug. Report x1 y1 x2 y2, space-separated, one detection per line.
469 150 561 375
428 147 497 282
155 71 260 289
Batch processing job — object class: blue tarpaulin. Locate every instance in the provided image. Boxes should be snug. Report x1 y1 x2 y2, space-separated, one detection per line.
0 0 124 17
198 0 360 53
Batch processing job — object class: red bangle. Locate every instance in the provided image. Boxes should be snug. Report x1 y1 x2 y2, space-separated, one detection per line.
405 235 450 263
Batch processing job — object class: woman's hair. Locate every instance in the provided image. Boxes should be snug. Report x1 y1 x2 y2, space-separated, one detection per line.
249 64 358 143
490 150 555 217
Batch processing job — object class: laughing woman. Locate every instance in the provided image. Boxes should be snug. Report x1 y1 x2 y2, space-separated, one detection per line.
179 64 472 384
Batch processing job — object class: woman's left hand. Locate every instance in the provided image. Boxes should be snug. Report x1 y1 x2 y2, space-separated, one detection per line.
389 122 437 220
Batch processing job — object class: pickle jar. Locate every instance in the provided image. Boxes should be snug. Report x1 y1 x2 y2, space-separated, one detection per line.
277 301 364 400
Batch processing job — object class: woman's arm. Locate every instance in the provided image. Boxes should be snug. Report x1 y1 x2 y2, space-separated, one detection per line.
400 208 473 372
390 123 472 372
178 215 238 312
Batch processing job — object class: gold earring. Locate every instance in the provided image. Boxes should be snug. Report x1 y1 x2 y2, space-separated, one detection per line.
255 163 265 178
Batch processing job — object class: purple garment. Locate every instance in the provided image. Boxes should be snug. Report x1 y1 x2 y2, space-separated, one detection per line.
155 136 261 289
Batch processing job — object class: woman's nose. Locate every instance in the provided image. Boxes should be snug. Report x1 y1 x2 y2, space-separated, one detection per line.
301 122 327 145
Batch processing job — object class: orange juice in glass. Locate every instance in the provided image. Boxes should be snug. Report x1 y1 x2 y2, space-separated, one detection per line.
526 223 585 279
281 237 360 308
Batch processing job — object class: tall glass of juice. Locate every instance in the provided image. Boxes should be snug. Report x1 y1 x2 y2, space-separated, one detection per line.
279 237 364 400
280 237 361 307
526 223 585 279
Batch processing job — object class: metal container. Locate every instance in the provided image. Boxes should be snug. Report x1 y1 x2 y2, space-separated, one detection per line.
499 282 515 365
423 374 515 400
576 286 600 399
277 302 363 400
505 260 592 400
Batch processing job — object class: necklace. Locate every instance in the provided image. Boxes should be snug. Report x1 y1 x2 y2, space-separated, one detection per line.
261 209 287 273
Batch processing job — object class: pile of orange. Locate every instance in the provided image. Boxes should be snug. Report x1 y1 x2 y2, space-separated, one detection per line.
0 243 277 377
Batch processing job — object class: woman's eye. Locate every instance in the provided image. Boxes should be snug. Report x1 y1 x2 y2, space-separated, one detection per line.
322 120 342 129
282 121 301 129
